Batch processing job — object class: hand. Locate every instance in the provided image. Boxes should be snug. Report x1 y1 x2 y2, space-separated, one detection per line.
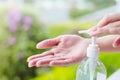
89 12 120 36
27 35 90 67
88 12 120 48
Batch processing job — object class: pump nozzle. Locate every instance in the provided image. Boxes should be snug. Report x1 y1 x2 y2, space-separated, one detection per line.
92 37 96 45
78 30 89 34
78 30 100 80
78 30 97 45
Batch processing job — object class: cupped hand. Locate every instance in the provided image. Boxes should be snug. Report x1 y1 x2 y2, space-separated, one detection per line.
27 35 90 67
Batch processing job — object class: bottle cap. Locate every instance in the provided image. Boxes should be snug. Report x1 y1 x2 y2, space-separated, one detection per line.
87 43 99 58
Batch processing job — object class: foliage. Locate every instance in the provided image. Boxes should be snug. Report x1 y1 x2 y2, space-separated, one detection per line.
0 8 47 80
0 8 97 80
89 0 115 10
100 53 120 77
46 21 96 38
69 0 115 19
0 1 120 80
30 52 120 80
29 53 120 80
30 66 78 80
69 8 92 19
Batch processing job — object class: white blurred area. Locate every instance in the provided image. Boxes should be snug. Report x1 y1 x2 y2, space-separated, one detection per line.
0 0 93 10
0 0 119 13
0 0 93 24
0 0 120 24
107 69 120 80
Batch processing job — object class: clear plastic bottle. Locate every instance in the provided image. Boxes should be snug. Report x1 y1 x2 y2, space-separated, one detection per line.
76 37 107 80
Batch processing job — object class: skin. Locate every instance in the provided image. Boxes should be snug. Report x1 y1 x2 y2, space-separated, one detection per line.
89 12 120 47
27 35 120 67
27 12 120 67
89 12 120 36
27 35 89 67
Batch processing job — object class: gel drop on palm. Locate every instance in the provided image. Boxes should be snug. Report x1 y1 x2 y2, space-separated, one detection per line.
76 31 107 80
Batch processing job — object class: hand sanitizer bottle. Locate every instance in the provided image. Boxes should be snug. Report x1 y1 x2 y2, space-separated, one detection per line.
76 31 107 80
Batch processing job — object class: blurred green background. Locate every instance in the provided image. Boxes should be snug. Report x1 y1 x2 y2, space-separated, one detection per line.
0 0 120 80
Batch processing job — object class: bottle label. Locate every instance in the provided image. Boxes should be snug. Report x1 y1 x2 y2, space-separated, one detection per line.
97 72 106 80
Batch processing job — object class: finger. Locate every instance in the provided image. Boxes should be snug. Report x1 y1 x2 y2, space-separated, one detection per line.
90 27 110 36
28 55 53 67
106 21 120 34
49 58 78 66
97 13 120 27
109 28 120 34
27 51 54 62
89 13 120 36
36 57 67 67
88 26 98 36
90 28 120 36
36 59 51 67
49 60 70 66
88 21 109 36
90 21 120 36
113 37 120 48
36 37 61 49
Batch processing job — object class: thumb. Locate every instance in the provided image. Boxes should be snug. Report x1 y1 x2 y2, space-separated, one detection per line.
36 37 61 49
113 37 120 48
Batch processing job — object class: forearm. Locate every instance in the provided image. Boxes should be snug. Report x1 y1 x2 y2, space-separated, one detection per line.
97 35 120 52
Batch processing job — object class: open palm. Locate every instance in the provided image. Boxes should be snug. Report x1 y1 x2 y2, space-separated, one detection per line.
27 35 90 67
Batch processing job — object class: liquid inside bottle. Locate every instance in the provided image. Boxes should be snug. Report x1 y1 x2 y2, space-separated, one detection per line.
77 31 107 80
76 58 106 80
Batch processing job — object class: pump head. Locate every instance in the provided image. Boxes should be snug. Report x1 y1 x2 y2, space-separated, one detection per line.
78 30 99 58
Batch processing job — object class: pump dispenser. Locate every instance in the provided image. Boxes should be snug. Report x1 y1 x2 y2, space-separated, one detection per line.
76 30 107 80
